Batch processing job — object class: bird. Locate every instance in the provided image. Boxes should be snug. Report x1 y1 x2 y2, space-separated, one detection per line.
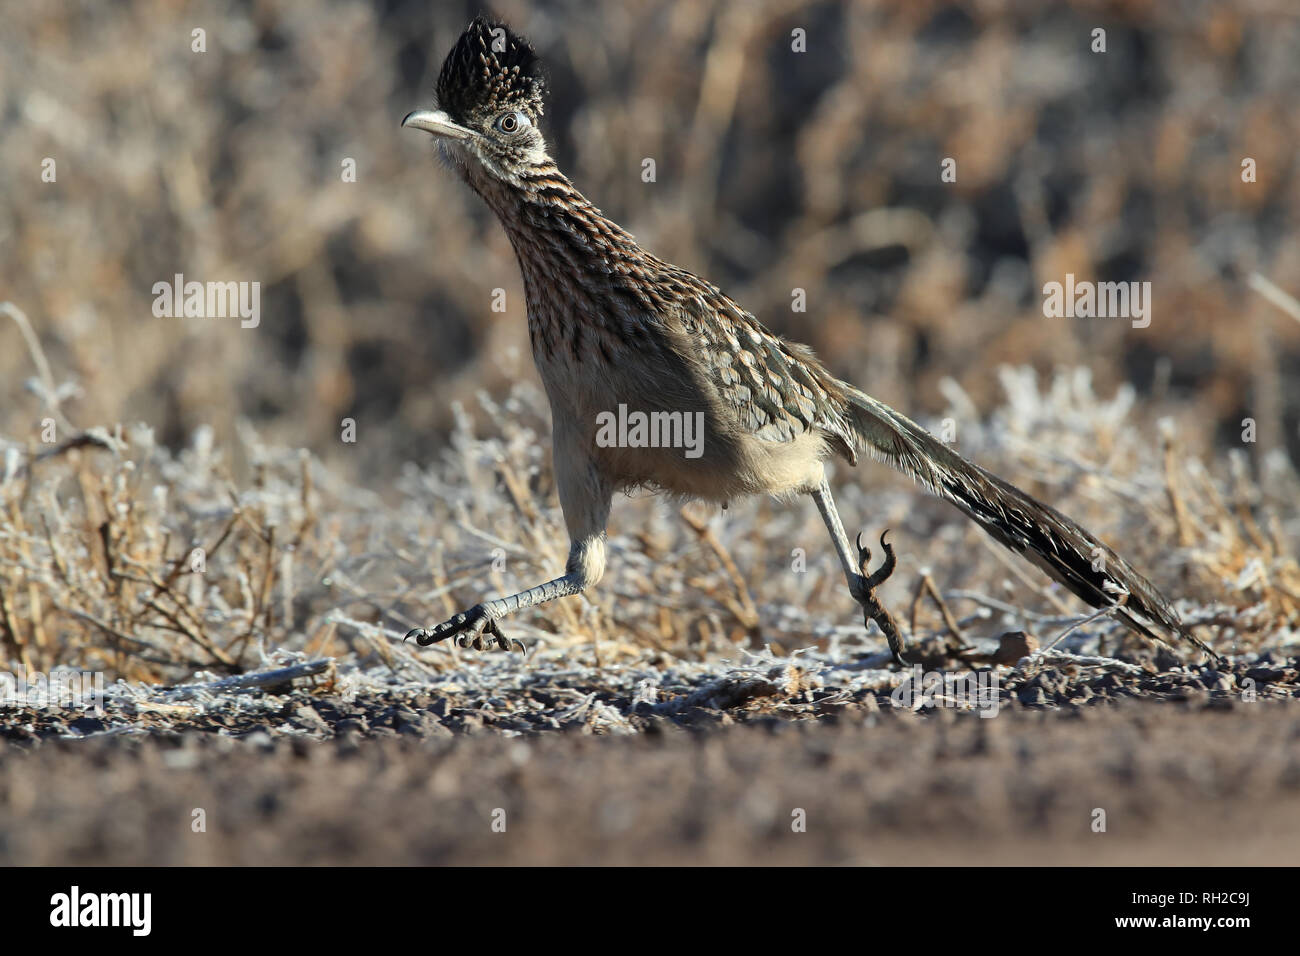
399 16 1218 665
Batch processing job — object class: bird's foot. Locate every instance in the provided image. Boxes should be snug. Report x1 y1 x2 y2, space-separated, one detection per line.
853 531 908 666
404 603 527 654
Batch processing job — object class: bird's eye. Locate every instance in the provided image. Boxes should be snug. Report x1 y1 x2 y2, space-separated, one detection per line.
494 111 530 134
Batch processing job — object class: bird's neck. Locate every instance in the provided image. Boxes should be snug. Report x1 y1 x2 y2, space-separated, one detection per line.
461 159 640 265
459 158 659 358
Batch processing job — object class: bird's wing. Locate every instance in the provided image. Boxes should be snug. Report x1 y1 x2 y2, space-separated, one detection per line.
672 284 857 456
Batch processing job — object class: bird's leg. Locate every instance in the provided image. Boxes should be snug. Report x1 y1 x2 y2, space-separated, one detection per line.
811 476 908 664
406 437 612 654
403 553 595 653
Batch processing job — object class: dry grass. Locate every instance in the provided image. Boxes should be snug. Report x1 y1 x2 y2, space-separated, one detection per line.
1 1 1299 682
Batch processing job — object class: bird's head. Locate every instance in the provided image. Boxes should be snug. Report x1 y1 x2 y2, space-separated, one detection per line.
402 17 550 183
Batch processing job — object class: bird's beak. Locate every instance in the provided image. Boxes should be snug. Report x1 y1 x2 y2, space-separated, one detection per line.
401 109 473 141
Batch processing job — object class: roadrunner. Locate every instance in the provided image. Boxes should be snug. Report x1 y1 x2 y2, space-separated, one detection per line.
401 17 1217 664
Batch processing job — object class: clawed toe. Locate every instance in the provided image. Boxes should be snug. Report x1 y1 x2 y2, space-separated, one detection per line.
453 619 527 654
403 606 527 654
856 531 897 590
485 620 527 654
854 530 908 665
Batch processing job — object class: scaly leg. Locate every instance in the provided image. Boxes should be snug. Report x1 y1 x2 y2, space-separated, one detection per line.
406 427 612 653
811 475 908 664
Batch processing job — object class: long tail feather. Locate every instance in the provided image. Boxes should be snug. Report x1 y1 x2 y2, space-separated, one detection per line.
841 386 1217 661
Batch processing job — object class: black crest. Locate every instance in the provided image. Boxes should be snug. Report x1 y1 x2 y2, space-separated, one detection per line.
436 16 545 123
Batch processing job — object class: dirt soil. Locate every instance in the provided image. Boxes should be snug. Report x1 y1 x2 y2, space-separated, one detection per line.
2 651 1298 865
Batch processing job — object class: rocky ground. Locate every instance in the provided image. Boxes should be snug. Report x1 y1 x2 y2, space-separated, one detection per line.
2 646 1297 865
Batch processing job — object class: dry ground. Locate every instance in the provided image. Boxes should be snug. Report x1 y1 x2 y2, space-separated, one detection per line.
2 648 1298 865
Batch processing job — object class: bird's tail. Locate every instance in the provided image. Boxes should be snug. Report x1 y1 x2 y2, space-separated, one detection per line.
840 386 1217 661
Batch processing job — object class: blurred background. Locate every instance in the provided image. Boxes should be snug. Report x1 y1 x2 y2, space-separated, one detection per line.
3 0 1299 478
